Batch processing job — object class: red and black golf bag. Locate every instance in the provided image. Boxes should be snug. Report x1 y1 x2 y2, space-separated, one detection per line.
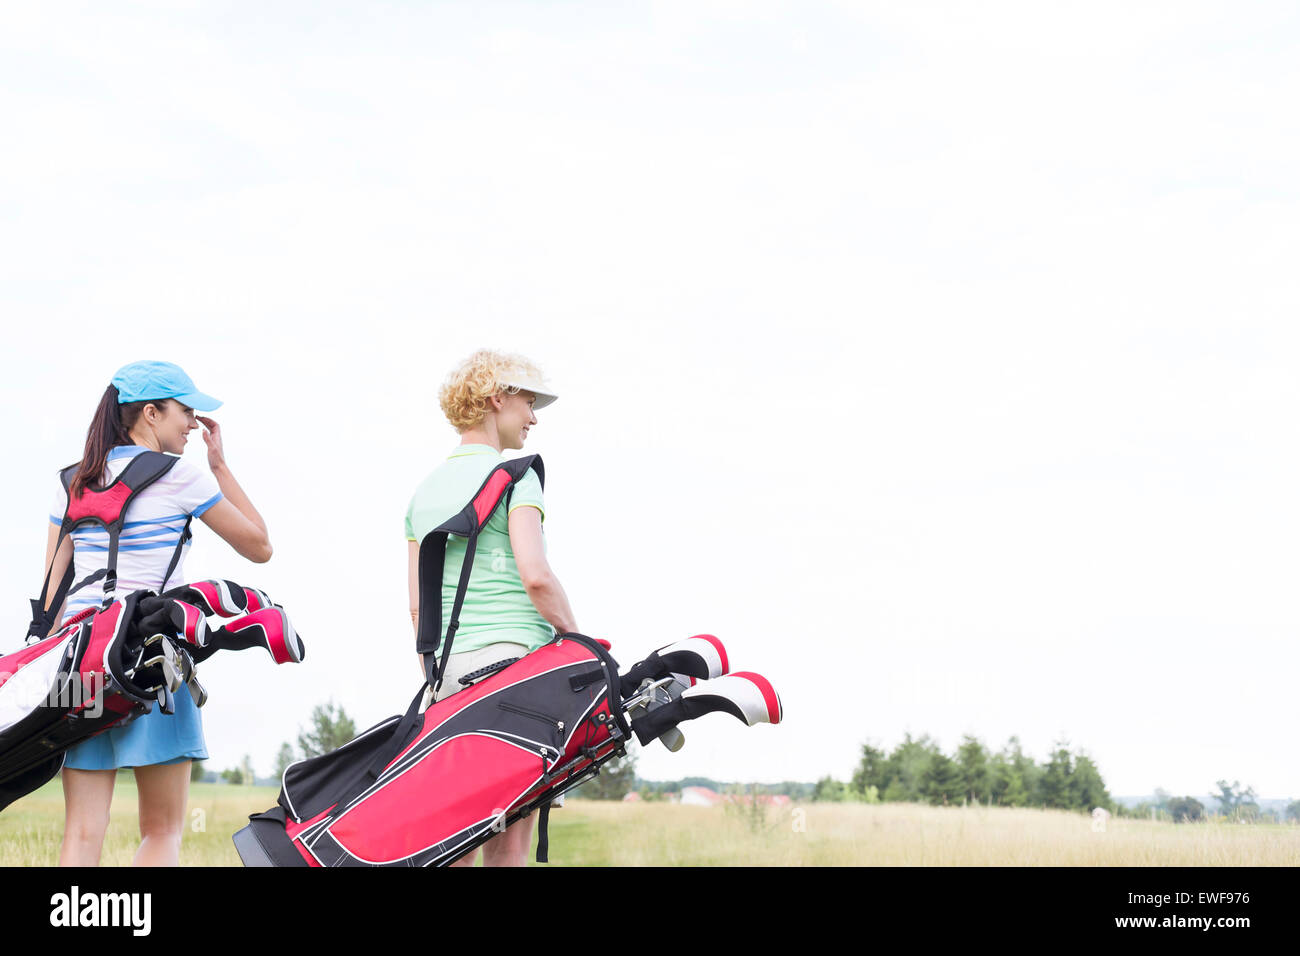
1 449 304 811
234 455 782 867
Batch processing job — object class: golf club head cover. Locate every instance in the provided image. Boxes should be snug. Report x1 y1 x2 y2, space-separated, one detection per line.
135 598 210 648
630 671 782 746
198 606 304 666
619 634 730 698
158 579 270 618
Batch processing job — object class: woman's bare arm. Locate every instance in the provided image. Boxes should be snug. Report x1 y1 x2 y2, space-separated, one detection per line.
200 498 272 563
408 540 421 637
409 540 424 677
509 506 577 634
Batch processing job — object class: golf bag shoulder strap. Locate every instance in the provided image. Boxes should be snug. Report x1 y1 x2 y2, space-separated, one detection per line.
28 451 181 641
416 454 545 689
537 802 550 863
61 450 178 526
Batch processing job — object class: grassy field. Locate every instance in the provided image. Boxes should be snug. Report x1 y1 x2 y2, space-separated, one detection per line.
3 779 1297 866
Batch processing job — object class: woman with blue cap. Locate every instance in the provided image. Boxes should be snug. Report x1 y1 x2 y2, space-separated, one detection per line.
39 360 273 866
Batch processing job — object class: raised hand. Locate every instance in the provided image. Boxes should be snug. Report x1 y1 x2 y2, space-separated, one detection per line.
196 415 225 470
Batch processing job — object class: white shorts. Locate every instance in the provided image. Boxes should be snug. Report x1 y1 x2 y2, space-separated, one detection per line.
427 642 531 705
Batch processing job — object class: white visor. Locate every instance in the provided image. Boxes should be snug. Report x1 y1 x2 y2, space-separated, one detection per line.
501 378 558 410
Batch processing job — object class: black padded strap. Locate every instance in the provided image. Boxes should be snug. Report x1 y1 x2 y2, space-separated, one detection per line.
416 530 449 685
67 567 109 596
361 684 429 789
27 558 74 642
536 802 550 863
28 464 82 640
415 455 545 689
432 532 479 693
99 533 121 608
158 514 194 594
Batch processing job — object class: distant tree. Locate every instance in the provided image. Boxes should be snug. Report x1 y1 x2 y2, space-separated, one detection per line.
881 779 908 802
879 734 940 802
1213 780 1238 815
221 766 245 785
851 743 887 797
1214 780 1259 820
1234 796 1261 823
774 780 815 799
1167 796 1205 822
1113 801 1142 819
921 753 964 806
988 752 1020 807
273 742 296 781
990 737 1037 807
190 760 205 783
1239 786 1259 812
724 783 777 834
297 701 357 759
1123 801 1156 820
1070 753 1112 812
1286 800 1300 823
956 735 991 805
812 776 848 802
577 746 638 800
1038 742 1074 809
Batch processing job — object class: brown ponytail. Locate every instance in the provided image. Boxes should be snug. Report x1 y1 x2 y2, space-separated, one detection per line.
69 386 157 499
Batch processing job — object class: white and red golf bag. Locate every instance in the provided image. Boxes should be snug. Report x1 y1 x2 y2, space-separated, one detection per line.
0 579 304 812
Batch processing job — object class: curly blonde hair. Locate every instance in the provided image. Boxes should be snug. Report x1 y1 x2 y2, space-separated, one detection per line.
439 349 548 431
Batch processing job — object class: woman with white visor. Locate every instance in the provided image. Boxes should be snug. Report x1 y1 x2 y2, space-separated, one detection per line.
404 349 577 867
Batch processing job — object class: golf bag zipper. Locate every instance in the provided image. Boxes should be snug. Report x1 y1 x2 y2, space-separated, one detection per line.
498 701 563 736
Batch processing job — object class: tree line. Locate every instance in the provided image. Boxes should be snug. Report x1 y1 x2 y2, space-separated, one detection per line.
1133 781 1300 824
814 734 1113 812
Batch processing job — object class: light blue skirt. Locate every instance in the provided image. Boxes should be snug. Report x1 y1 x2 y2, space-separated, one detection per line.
62 683 208 770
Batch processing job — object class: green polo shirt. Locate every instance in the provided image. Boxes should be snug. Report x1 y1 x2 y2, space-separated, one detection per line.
405 444 552 655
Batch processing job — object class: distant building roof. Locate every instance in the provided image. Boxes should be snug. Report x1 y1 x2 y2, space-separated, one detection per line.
680 786 723 806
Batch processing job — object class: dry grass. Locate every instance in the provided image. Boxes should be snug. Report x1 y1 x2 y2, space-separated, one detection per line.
0 778 274 867
545 800 1300 867
3 781 1296 866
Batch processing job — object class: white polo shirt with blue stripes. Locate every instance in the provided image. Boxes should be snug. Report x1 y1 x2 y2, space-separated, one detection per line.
50 445 223 618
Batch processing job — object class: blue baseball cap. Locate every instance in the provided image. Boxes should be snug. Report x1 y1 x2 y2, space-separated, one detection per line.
111 360 222 411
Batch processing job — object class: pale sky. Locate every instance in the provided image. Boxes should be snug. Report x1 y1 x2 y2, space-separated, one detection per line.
1 1 1297 799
